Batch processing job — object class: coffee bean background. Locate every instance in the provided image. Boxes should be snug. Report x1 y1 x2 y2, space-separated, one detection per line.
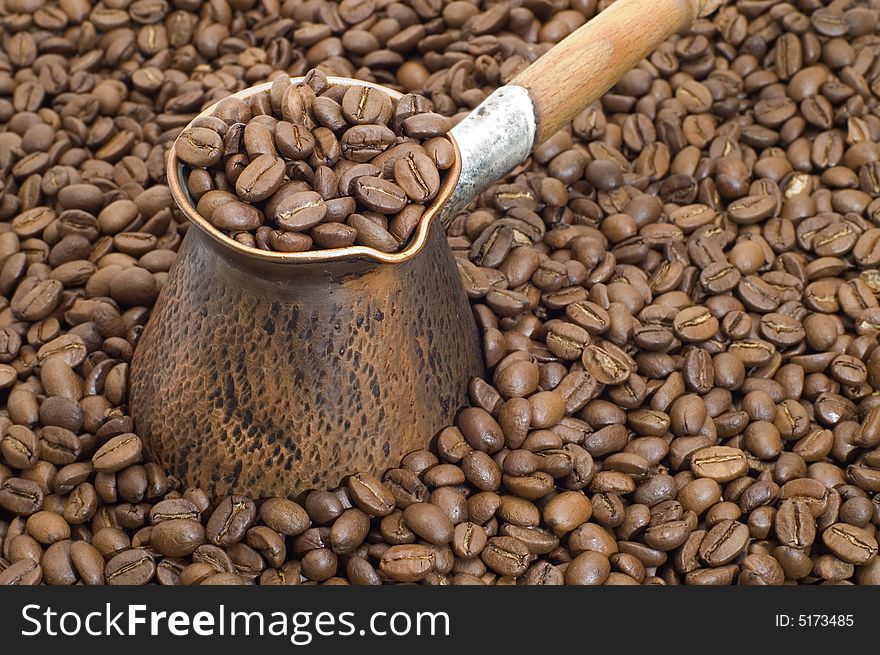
2 0 880 585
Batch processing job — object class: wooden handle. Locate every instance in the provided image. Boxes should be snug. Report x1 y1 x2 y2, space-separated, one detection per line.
512 0 718 144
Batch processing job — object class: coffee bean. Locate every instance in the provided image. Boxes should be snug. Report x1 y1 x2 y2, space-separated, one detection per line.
690 446 749 482
150 498 200 524
379 544 435 582
480 536 531 577
235 154 285 203
311 223 357 249
176 127 223 167
348 214 399 252
498 495 540 527
673 306 718 342
462 451 502 491
564 551 610 585
1 425 40 470
105 548 155 585
728 195 779 224
329 508 370 555
247 527 287 569
240 122 274 159
70 541 104 585
348 473 395 516
11 279 63 321
341 125 396 162
151 519 205 557
394 151 441 202
403 113 451 139
342 86 392 126
494 360 539 399
25 511 70 545
92 434 142 473
775 499 815 550
275 122 315 160
543 491 592 535
259 498 310 536
698 520 749 566
206 496 256 546
403 503 454 545
353 177 408 214
0 477 43 516
273 191 327 231
821 523 878 564
581 342 633 385
0 558 42 585
451 522 487 558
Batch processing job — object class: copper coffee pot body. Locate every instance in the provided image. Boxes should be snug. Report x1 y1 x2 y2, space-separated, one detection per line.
131 77 482 498
130 0 719 498
130 217 479 499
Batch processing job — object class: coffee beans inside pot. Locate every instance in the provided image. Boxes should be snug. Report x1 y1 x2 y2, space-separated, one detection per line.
176 73 451 254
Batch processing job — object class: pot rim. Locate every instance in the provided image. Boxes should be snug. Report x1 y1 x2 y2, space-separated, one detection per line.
167 76 462 265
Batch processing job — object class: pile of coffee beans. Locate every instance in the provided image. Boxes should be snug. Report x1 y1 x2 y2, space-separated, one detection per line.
2 0 880 585
177 72 453 253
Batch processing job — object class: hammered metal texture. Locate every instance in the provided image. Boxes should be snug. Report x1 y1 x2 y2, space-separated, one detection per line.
129 221 482 499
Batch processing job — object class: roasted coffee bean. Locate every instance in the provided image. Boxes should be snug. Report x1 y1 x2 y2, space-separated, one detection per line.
564 551 611 585
775 499 815 550
543 492 592 535
206 496 256 546
383 467 428 507
1 426 40 470
105 548 155 585
403 503 454 545
821 523 878 565
151 519 205 557
26 511 70 545
149 499 200 524
698 520 749 566
394 152 441 202
0 558 42 585
581 342 633 385
353 177 408 214
243 122 276 159
379 544 435 582
12 279 63 322
348 473 395 516
329 508 370 555
273 191 326 231
70 541 104 585
176 128 223 167
275 123 315 160
452 522 487 559
691 447 749 482
403 113 451 139
91 434 142 473
0 478 43 516
342 86 392 126
348 214 398 252
673 306 718 342
235 155 285 203
247 527 287 568
481 536 531 577
341 125 395 162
